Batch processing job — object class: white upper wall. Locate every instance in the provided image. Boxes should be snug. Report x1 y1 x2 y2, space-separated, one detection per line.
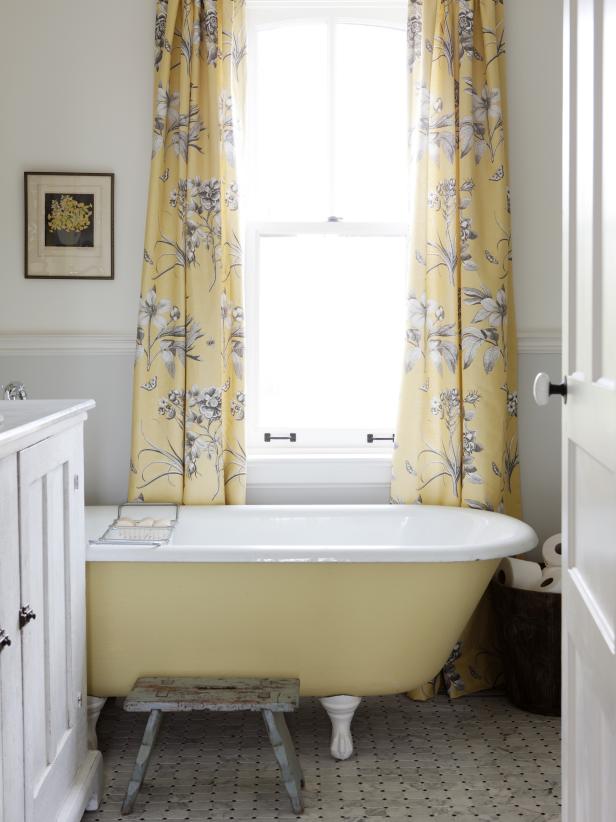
0 0 154 334
507 0 563 333
0 0 562 338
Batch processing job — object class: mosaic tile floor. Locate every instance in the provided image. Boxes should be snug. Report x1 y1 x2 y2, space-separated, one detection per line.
83 694 561 822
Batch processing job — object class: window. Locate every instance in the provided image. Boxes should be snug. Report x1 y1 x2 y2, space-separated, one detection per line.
246 1 407 452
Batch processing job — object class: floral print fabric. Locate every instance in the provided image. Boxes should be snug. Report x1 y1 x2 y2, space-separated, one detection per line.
392 0 521 697
129 0 246 504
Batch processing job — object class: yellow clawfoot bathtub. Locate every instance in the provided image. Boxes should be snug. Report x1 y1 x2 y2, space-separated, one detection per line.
85 504 536 758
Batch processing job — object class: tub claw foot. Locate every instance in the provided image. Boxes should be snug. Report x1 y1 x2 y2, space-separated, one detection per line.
320 695 362 760
87 696 107 750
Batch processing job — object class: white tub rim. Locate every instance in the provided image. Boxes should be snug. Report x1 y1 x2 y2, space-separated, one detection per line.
85 504 537 564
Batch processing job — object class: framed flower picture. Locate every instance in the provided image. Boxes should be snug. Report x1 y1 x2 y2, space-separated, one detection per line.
24 172 114 279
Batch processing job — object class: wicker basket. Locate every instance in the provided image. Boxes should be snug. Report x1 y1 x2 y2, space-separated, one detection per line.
490 580 561 716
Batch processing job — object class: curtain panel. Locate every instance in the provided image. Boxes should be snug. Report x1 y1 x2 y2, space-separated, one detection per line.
129 0 247 505
392 0 521 697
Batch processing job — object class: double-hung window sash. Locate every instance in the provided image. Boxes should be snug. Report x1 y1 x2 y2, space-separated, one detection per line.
246 1 408 452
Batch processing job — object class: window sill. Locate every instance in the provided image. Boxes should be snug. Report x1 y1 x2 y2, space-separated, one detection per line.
246 451 392 488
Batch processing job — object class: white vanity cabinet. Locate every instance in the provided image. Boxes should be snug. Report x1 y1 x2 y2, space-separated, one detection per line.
0 451 24 822
0 400 102 822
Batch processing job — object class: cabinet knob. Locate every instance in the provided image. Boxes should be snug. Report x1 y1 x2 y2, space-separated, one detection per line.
0 629 11 651
19 605 37 628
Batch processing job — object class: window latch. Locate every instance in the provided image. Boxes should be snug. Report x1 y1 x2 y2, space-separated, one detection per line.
264 433 297 443
366 434 395 443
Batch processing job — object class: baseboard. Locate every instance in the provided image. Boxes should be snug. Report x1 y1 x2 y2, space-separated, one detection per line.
56 750 104 822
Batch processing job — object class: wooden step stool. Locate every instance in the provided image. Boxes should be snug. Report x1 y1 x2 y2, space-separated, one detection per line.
120 676 304 815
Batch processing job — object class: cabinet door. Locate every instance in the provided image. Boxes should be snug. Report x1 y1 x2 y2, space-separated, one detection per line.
18 425 87 822
0 454 25 822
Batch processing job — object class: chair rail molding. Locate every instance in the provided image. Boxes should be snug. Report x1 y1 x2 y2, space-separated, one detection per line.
0 330 562 357
0 333 135 356
516 329 562 355
247 0 406 8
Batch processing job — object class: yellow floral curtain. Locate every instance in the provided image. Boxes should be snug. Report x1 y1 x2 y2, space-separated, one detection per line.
392 0 521 697
129 0 246 505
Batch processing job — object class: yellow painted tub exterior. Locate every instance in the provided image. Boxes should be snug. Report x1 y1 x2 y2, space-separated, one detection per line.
86 559 498 697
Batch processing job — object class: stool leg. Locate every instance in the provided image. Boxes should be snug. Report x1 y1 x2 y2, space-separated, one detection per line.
121 709 164 815
262 710 304 814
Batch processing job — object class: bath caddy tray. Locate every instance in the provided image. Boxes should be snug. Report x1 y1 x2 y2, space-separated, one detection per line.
90 503 178 548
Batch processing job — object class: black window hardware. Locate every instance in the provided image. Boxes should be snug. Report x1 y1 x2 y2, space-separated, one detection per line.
366 434 395 443
264 433 297 443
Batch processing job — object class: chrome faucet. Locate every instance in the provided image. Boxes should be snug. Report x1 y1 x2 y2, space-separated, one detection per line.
1 382 28 400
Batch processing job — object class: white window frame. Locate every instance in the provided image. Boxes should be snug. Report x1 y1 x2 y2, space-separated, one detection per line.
245 0 407 457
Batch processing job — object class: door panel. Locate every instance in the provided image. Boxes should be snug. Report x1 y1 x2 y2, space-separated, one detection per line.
572 0 595 380
44 462 71 763
572 447 616 634
572 645 614 820
602 0 616 382
19 426 85 822
563 0 616 818
0 454 25 822
19 473 47 798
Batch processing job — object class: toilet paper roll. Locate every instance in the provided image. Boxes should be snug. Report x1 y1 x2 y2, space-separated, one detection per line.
495 557 543 591
542 533 562 566
537 566 562 594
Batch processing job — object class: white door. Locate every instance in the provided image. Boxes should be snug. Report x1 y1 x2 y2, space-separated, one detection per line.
561 0 616 817
0 454 25 822
18 426 87 822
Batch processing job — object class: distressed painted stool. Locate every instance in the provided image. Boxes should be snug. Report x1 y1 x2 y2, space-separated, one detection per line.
120 676 304 815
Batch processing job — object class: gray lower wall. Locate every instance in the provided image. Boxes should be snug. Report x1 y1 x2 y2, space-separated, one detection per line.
0 348 561 550
516 352 562 553
1 352 134 505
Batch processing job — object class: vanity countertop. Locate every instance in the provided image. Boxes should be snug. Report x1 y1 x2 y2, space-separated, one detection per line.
0 399 95 458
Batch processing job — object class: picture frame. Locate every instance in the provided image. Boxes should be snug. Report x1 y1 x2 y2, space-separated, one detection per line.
24 171 114 280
